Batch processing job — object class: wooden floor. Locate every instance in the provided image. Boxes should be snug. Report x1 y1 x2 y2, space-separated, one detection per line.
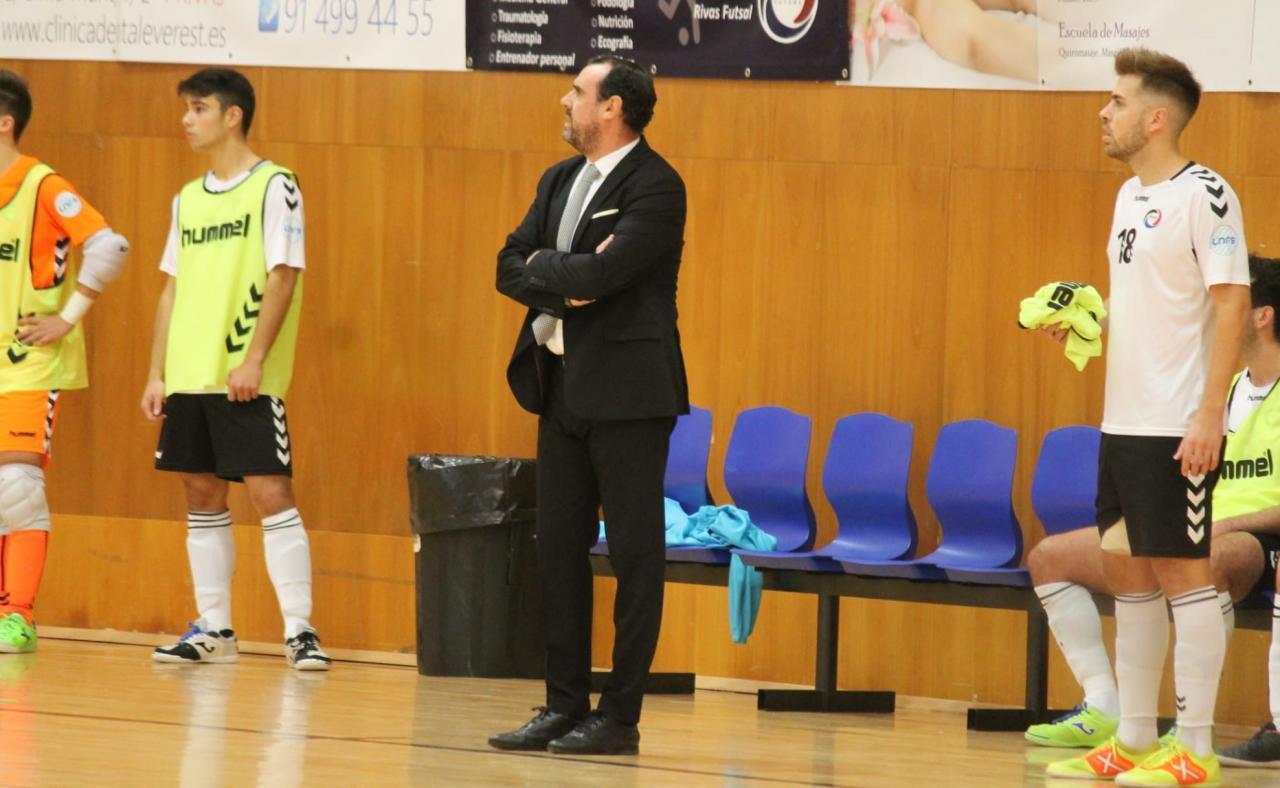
0 640 1275 787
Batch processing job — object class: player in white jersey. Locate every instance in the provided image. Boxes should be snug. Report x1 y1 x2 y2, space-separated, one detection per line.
1044 50 1252 786
1025 256 1280 758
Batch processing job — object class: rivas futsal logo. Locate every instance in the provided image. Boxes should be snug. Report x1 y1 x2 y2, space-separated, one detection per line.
758 0 818 44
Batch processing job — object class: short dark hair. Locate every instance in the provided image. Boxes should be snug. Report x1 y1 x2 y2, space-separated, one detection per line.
1114 48 1201 125
587 55 656 135
177 68 257 135
1250 254 1280 340
0 70 33 143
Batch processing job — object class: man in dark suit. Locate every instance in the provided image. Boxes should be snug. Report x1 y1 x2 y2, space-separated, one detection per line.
489 55 688 757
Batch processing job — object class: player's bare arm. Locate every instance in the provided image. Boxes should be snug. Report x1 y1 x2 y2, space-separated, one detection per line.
141 277 175 420
16 226 129 346
1176 283 1251 477
16 284 97 346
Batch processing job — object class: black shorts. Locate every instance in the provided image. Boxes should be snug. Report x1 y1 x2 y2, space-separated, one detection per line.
1248 532 1280 597
1095 433 1219 559
155 393 293 481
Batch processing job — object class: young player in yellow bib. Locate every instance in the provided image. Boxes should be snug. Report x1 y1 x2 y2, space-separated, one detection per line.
0 71 130 653
141 69 329 670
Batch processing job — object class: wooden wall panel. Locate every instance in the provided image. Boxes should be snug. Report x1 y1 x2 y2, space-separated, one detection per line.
42 515 415 652
1183 94 1244 178
1239 93 1280 178
891 89 955 167
765 83 898 165
657 80 774 163
4 58 1277 721
1240 176 1280 253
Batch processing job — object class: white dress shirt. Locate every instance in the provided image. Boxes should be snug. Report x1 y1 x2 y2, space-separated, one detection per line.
544 137 640 355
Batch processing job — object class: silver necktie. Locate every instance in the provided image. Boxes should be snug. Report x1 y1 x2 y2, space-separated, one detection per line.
533 164 601 351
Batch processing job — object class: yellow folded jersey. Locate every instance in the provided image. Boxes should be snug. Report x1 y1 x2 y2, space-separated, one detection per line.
1018 281 1108 371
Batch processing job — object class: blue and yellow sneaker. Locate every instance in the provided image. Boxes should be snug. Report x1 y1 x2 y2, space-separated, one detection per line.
0 612 37 654
1047 736 1160 780
1115 739 1220 785
1026 703 1119 748
153 620 238 664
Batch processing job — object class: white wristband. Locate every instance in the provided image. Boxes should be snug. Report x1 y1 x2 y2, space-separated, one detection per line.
58 292 94 325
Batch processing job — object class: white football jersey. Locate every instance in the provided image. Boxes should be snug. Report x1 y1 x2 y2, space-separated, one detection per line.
1103 162 1249 437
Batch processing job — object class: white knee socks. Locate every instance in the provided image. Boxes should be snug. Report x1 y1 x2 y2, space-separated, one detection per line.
1169 586 1226 755
1037 582 1119 716
1114 590 1168 750
262 508 314 640
186 510 235 632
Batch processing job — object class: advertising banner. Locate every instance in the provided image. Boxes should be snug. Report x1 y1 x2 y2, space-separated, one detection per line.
0 0 466 71
846 0 1256 92
1037 0 1252 92
1248 0 1280 92
465 0 850 81
849 0 1039 89
1 0 1274 90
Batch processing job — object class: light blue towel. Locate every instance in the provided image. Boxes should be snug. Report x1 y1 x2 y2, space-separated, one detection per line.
600 498 777 644
685 505 777 644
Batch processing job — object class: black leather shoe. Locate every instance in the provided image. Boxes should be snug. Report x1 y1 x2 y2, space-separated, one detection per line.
488 707 581 751
547 712 640 755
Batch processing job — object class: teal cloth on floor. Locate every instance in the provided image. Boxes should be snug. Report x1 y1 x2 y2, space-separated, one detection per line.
599 498 777 645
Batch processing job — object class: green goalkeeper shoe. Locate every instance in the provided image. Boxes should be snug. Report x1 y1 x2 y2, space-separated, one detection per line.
0 612 37 654
1026 703 1119 748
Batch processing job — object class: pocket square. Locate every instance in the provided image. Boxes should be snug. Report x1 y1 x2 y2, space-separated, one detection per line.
591 208 620 219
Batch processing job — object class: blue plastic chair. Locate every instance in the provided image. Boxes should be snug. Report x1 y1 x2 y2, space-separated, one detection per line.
735 413 918 572
590 406 714 558
663 405 714 515
943 425 1101 587
665 405 818 564
1031 425 1101 538
839 419 1020 580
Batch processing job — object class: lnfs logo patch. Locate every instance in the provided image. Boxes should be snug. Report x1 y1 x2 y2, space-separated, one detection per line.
1143 209 1162 228
54 192 82 219
758 0 818 44
1210 224 1239 257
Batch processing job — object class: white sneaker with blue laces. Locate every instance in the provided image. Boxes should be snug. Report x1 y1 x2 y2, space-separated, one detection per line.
152 619 239 664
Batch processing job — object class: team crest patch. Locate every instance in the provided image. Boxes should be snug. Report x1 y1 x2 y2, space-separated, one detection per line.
1210 224 1239 256
54 192 82 218
758 0 819 44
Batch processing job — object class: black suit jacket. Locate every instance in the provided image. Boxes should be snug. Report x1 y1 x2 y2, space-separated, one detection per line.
496 137 689 421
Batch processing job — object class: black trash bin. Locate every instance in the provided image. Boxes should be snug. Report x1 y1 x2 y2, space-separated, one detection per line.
408 454 543 678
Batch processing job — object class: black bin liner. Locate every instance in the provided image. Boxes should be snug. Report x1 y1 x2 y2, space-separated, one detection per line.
408 454 543 678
